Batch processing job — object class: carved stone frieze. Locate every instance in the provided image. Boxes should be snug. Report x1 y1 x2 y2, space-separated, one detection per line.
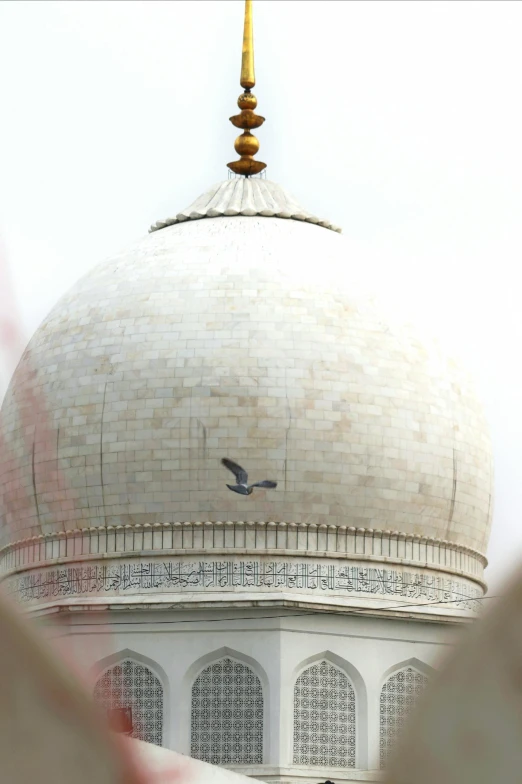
6 557 482 611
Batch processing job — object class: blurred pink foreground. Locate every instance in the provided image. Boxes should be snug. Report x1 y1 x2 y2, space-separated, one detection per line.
0 246 261 784
0 591 261 784
133 740 262 784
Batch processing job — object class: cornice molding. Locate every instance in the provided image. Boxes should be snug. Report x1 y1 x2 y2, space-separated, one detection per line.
0 521 487 583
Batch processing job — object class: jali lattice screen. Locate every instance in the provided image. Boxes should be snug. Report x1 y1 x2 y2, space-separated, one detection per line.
190 657 263 765
293 659 356 768
93 659 163 746
379 666 428 767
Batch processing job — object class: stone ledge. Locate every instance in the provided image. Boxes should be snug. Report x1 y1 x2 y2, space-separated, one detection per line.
0 521 487 584
226 764 384 784
25 596 477 626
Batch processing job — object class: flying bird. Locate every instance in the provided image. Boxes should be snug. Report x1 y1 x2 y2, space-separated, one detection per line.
221 458 277 496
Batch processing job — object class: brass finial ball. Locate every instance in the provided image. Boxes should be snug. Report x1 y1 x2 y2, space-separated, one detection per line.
238 92 257 110
227 2 265 175
234 131 260 157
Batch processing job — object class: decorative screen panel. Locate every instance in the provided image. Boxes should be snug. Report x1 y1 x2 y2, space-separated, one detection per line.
93 659 163 746
190 657 263 765
293 660 356 768
379 666 428 768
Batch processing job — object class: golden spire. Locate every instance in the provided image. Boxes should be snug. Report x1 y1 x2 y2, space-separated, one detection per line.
240 0 255 90
227 0 266 177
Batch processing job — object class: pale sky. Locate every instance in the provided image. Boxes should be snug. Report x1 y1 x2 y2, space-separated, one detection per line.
0 0 520 592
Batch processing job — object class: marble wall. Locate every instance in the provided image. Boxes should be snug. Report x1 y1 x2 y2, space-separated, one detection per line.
0 217 493 558
45 606 458 784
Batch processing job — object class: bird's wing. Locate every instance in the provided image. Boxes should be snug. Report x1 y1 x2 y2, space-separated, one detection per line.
221 458 248 484
250 480 277 489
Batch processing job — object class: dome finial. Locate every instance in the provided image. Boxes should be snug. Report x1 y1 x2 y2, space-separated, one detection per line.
227 0 266 177
240 0 255 90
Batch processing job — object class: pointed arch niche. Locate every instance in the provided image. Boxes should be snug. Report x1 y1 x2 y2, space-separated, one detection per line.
189 648 265 766
292 652 366 770
92 649 166 747
379 658 433 768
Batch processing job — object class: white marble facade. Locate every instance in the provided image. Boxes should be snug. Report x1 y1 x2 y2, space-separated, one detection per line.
0 206 493 555
0 180 494 783
45 604 459 784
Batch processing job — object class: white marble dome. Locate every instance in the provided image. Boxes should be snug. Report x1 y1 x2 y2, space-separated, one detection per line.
0 182 493 562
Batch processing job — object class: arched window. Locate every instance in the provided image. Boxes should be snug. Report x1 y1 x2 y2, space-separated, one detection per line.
190 656 263 765
379 666 428 767
93 658 164 746
293 659 356 768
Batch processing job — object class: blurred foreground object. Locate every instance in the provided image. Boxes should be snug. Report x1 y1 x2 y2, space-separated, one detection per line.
108 706 134 735
0 592 143 784
132 739 266 784
0 592 262 784
387 572 522 784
